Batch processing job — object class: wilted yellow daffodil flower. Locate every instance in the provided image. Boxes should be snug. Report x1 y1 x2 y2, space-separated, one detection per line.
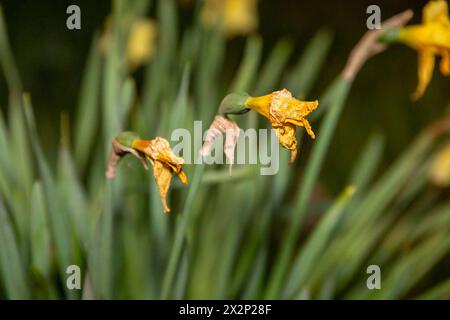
201 0 258 37
430 142 450 186
394 0 450 99
126 19 157 70
208 89 318 167
245 89 318 163
106 132 188 213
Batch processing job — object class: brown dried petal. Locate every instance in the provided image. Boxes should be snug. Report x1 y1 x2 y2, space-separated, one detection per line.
153 160 173 213
105 139 148 179
200 115 240 175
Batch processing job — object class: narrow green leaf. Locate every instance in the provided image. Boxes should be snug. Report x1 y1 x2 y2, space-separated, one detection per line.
265 77 352 299
30 182 52 281
375 232 450 299
58 146 89 251
242 248 267 299
0 108 12 202
254 38 293 95
74 34 102 172
141 0 178 135
0 4 22 96
23 94 77 298
168 63 191 134
88 182 114 299
417 278 450 300
284 186 356 298
161 164 205 299
0 200 29 299
230 35 262 93
284 28 333 98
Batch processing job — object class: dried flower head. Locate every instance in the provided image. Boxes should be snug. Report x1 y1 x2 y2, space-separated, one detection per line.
245 89 318 163
106 132 188 213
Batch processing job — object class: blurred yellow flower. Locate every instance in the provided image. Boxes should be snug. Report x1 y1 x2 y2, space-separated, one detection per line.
430 142 450 187
106 132 188 213
245 89 318 163
201 0 258 37
126 19 157 70
397 0 450 99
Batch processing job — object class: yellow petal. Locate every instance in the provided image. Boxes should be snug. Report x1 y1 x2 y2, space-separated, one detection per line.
245 94 272 119
440 49 450 75
399 24 450 50
133 137 188 183
201 0 258 37
223 0 258 37
423 0 450 25
245 89 317 163
430 142 450 187
302 120 315 139
246 89 318 125
273 124 298 163
177 170 189 185
131 139 151 153
412 49 436 100
127 19 157 70
132 137 188 212
277 101 319 129
153 160 173 213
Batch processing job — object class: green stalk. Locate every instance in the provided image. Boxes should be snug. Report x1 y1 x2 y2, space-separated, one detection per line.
230 35 262 93
23 95 77 299
264 77 352 299
285 28 333 99
0 200 29 299
141 0 178 136
0 4 22 97
161 164 205 299
74 34 102 173
254 38 293 95
417 278 450 299
283 186 356 298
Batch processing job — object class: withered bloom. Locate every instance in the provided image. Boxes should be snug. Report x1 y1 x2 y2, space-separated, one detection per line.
200 115 240 175
206 89 318 166
244 89 318 163
106 132 188 213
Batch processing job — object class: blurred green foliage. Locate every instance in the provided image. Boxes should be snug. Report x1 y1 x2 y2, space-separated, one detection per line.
0 0 449 300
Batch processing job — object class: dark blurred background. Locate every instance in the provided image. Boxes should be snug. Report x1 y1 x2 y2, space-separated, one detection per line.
0 0 448 192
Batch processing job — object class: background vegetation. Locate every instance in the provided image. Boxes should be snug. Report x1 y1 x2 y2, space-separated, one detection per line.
0 0 449 299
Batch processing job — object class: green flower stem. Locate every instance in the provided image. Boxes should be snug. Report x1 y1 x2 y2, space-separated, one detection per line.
378 27 401 44
283 186 356 298
218 92 251 116
264 77 352 299
116 131 140 147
